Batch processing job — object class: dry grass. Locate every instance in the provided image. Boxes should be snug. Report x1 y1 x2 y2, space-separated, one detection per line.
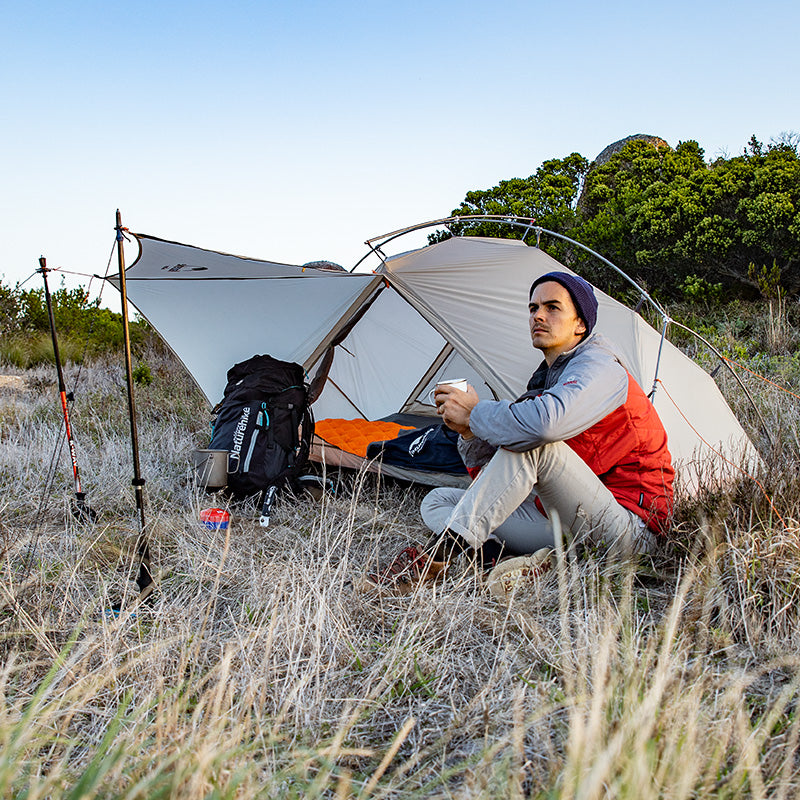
1 332 800 798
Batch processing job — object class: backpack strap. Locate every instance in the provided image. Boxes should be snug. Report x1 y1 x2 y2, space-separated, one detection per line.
287 402 299 467
258 402 315 528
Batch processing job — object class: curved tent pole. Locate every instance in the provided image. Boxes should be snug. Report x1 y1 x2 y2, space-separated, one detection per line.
529 226 666 318
357 216 671 390
534 230 769 441
356 216 768 446
357 216 666 318
535 225 675 404
650 316 670 400
352 215 543 273
364 214 537 247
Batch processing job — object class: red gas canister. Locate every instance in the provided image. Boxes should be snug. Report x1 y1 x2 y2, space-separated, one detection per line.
200 507 230 530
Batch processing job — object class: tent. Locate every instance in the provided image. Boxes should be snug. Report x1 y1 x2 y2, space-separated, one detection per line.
109 224 760 493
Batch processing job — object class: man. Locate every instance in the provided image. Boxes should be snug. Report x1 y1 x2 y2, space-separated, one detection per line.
366 271 674 593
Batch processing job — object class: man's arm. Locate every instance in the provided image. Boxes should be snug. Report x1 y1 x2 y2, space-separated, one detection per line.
470 355 629 451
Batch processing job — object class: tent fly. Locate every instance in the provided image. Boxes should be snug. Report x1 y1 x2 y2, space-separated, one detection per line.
107 221 761 494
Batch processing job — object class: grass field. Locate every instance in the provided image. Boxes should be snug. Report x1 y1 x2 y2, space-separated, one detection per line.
1 301 799 798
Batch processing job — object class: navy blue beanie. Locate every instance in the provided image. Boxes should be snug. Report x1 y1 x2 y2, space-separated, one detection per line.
529 271 598 335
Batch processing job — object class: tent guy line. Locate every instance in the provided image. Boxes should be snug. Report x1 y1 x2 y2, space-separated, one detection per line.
654 378 783 526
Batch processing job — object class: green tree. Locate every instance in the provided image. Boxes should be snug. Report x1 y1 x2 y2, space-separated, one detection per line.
428 153 589 260
0 279 157 363
575 136 800 296
0 282 21 333
14 285 102 335
576 139 707 292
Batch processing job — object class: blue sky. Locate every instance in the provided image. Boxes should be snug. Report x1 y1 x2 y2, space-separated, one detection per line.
1 0 797 293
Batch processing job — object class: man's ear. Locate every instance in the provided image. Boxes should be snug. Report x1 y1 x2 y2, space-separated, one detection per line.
575 318 587 337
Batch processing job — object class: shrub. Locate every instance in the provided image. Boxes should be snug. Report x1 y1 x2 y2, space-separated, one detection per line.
0 279 164 363
680 274 723 304
132 362 153 386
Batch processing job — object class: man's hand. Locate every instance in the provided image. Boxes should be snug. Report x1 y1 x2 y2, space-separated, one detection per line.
434 384 480 437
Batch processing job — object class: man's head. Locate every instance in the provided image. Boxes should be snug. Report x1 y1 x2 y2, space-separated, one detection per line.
528 272 598 364
529 272 598 335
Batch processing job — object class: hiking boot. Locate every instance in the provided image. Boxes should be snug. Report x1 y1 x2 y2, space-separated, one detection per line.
485 548 554 600
360 545 447 595
465 538 506 572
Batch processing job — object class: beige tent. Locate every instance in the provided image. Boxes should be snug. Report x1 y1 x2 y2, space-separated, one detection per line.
112 225 760 492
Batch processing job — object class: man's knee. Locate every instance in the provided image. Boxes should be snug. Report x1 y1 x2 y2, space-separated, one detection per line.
420 487 463 533
489 441 565 467
486 441 566 492
571 505 656 558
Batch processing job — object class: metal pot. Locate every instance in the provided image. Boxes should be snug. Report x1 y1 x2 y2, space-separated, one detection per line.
192 449 230 491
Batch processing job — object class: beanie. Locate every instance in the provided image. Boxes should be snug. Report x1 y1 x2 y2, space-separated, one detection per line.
529 271 598 335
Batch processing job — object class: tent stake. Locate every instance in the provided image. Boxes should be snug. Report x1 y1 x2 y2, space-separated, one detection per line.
38 257 97 523
115 210 153 601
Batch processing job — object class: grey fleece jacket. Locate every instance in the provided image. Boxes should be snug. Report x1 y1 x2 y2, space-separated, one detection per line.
458 333 629 469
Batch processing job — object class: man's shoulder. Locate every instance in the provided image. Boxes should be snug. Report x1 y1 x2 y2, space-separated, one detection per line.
558 334 623 374
574 332 618 358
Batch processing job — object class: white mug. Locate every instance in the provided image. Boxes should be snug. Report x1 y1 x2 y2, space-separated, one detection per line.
429 378 468 404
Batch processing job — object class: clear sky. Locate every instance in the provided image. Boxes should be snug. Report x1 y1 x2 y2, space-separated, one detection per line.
1 0 797 295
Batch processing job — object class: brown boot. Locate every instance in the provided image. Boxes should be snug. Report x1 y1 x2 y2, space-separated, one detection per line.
361 546 447 595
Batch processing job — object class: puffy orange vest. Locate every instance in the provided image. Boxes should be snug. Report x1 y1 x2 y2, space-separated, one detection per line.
565 373 674 532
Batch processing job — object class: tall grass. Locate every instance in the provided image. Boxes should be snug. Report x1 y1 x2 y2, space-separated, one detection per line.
1 306 799 798
0 331 96 370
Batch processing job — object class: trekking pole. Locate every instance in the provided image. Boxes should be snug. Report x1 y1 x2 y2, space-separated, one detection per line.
115 210 154 601
38 257 97 522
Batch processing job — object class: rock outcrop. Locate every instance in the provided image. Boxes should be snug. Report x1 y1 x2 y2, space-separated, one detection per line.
577 134 670 211
592 134 669 167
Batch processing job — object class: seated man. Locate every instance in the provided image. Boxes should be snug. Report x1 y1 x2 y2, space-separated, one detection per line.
367 271 675 592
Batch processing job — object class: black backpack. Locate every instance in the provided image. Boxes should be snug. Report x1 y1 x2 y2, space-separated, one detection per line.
208 355 314 511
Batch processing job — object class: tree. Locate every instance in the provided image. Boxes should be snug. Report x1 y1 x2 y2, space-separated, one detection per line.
574 137 800 296
428 153 589 261
432 135 800 298
575 139 707 292
0 278 154 360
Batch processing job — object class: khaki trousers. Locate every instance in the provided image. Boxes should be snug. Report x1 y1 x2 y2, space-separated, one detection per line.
420 441 656 557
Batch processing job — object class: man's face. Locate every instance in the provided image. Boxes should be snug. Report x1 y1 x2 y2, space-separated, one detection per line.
528 281 587 364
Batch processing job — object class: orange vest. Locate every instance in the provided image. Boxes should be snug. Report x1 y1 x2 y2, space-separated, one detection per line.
565 373 674 532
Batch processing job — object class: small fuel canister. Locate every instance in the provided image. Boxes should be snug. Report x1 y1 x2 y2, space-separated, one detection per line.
200 507 230 530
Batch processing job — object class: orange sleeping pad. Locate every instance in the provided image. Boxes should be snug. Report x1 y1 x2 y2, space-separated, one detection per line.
315 418 415 458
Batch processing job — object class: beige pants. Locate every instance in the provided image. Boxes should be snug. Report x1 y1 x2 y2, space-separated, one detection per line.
421 441 657 557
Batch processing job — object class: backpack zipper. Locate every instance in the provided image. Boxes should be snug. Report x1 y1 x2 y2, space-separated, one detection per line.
242 404 269 472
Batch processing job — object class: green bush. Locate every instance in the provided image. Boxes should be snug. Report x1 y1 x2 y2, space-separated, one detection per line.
0 279 162 366
132 362 153 386
438 134 800 299
680 274 723 304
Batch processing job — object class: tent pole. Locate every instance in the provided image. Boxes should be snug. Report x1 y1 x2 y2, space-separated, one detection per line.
361 217 665 318
115 210 153 600
37 257 96 522
648 316 671 401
